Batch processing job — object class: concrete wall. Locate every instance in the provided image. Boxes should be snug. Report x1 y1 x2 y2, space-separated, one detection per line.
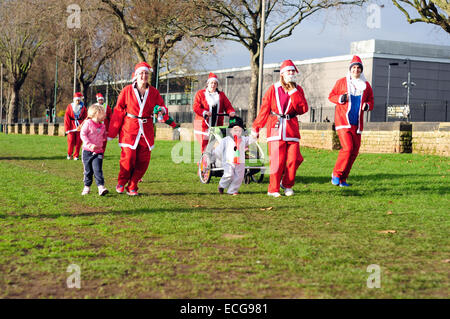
412 122 450 156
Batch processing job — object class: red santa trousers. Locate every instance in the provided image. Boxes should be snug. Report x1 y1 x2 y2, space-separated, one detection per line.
333 125 361 182
118 137 151 191
268 141 303 193
67 132 82 158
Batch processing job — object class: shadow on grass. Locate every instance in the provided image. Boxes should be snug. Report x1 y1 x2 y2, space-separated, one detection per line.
0 204 295 219
0 156 70 161
295 172 446 185
0 155 121 161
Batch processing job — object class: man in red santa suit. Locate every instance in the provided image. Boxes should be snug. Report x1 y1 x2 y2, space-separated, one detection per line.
108 62 164 196
64 92 87 160
94 93 112 152
193 72 236 153
252 60 309 197
328 55 374 187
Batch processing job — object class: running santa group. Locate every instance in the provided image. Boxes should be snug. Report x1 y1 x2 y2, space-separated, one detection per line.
68 57 373 196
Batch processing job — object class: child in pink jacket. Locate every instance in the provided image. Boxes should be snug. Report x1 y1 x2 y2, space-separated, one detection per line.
80 104 108 196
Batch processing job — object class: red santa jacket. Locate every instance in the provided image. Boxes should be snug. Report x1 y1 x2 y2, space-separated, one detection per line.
328 76 374 134
193 89 235 137
252 82 309 142
64 103 87 134
108 83 164 150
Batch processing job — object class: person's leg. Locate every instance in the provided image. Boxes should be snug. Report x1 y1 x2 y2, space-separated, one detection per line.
333 128 354 179
92 153 105 187
67 133 75 157
268 141 287 193
341 127 361 182
73 132 82 158
227 164 245 194
82 150 93 187
128 141 151 191
118 147 137 187
219 163 234 191
281 142 303 189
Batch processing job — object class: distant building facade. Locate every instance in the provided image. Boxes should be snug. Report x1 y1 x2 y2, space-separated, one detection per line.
91 39 450 123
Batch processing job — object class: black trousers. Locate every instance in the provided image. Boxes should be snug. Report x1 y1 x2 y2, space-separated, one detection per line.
82 150 105 187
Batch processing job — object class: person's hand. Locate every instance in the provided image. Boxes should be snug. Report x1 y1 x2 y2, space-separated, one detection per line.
229 112 236 117
340 94 348 104
363 103 370 111
203 111 211 119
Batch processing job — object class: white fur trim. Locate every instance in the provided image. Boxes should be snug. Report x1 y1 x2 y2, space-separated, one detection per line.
280 65 296 74
135 66 151 75
288 88 297 95
194 130 209 136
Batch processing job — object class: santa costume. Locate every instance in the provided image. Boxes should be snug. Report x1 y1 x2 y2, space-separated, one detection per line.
94 93 112 151
64 92 87 160
328 55 374 187
252 60 309 197
193 72 236 153
214 117 256 195
108 62 164 195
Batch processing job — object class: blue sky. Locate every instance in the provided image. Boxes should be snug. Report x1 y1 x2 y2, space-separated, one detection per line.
200 1 450 70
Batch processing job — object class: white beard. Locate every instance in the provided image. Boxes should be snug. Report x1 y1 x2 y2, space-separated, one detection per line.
283 74 296 83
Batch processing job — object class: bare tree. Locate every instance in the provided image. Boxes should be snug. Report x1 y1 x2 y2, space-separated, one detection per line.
190 0 366 124
392 0 450 33
52 0 125 102
0 0 51 123
100 0 212 86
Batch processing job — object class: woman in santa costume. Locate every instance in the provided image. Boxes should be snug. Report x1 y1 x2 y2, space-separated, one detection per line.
64 92 87 160
328 55 374 187
193 72 236 153
251 60 309 197
95 93 112 152
107 61 164 196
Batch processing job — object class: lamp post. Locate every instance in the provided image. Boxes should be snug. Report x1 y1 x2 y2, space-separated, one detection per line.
257 0 266 112
190 79 198 106
73 40 77 95
386 62 398 122
225 75 234 96
402 59 416 121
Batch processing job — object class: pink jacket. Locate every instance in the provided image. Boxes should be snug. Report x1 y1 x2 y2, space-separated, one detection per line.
80 119 107 153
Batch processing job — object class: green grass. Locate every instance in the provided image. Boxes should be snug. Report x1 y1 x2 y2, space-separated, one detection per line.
0 134 448 298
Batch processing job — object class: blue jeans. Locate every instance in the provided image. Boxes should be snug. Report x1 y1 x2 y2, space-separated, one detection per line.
82 150 105 187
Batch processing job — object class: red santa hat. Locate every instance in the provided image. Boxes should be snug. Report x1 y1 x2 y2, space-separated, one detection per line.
349 55 363 72
280 60 299 74
133 61 153 81
96 93 104 102
73 92 83 101
206 72 218 84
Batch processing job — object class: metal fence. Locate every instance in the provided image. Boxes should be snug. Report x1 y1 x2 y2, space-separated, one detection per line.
380 101 449 122
171 109 249 124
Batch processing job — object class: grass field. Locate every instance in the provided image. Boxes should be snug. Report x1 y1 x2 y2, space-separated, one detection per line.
0 134 448 299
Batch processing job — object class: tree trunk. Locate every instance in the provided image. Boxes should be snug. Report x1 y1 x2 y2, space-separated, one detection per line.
7 84 20 123
146 45 158 88
248 51 260 126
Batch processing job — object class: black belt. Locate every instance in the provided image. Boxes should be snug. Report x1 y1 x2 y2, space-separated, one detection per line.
126 113 153 123
271 111 293 120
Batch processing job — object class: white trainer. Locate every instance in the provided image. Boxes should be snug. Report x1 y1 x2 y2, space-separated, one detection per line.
284 188 294 196
66 155 71 160
98 185 109 196
81 186 90 195
267 192 281 198
73 157 79 161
